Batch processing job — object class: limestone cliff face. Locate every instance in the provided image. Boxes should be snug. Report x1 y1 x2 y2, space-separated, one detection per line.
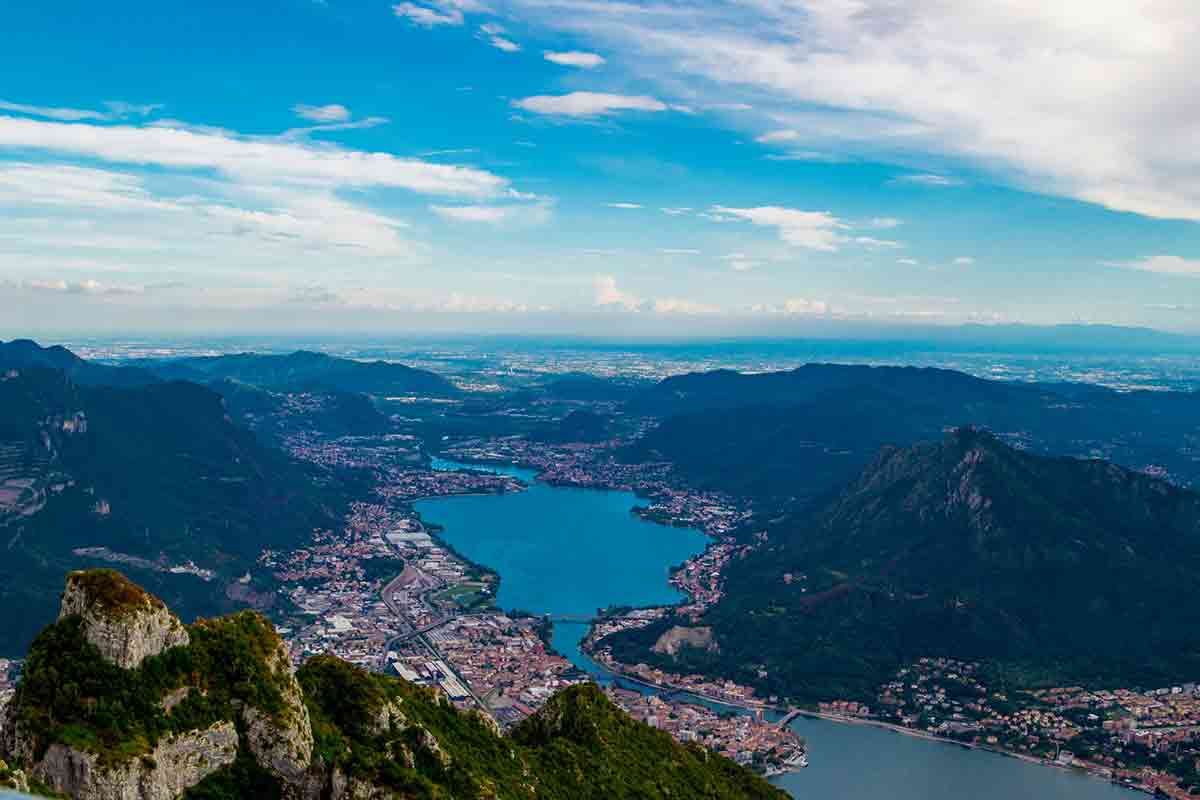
242 638 314 785
31 722 237 800
59 570 190 670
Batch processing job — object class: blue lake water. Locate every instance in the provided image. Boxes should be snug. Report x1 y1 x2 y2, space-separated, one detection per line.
418 459 1133 800
418 458 706 674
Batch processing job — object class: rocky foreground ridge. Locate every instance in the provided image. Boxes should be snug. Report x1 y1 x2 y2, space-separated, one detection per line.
0 570 783 800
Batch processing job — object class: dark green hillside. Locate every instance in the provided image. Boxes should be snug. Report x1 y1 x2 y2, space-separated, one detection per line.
0 370 350 656
531 409 611 443
211 379 389 444
607 430 1200 700
627 364 1036 417
295 655 784 800
623 364 1200 500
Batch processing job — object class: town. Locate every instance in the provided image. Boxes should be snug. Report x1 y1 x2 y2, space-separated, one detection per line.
806 656 1200 798
263 429 807 775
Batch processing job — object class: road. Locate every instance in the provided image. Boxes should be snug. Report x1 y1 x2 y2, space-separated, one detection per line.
377 519 492 714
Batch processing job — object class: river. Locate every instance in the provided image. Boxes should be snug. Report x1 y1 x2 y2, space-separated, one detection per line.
417 459 1133 800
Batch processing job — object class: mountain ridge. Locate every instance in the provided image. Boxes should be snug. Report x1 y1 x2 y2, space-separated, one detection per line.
605 430 1200 700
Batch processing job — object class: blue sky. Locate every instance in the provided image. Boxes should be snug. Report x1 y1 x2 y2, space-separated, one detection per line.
2 0 1199 335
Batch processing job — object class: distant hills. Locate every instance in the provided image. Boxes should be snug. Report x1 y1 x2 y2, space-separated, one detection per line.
623 363 1200 501
137 350 459 397
0 339 156 387
607 430 1200 699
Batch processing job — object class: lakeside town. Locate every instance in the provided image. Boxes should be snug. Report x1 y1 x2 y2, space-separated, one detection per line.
265 430 808 776
797 656 1200 798
270 424 1200 791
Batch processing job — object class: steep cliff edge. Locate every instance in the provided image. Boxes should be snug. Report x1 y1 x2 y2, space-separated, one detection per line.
57 571 190 671
0 570 786 800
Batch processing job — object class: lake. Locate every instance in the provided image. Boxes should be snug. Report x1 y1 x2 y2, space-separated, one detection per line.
418 459 1133 800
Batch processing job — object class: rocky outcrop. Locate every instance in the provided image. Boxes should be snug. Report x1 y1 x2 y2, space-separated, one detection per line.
367 698 406 737
31 721 237 800
0 757 30 794
242 639 313 785
411 725 450 769
0 697 34 766
59 570 189 670
651 625 718 657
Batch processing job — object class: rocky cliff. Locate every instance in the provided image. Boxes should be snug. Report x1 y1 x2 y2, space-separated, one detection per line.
58 571 190 670
0 570 786 800
32 722 237 800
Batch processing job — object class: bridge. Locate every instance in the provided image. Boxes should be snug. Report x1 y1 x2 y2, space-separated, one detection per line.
544 614 603 624
778 708 804 728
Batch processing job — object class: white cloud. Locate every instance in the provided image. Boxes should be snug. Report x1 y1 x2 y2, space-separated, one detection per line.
0 99 160 122
0 111 525 282
953 256 976 265
513 92 669 117
854 236 903 249
783 297 828 314
282 117 389 139
653 297 718 314
0 114 511 198
490 0 1200 221
430 202 551 225
660 207 691 215
606 202 641 209
1119 255 1200 277
708 205 847 251
892 173 965 187
292 104 351 123
657 248 700 255
438 292 531 312
869 217 903 229
594 274 641 310
393 2 463 26
746 297 829 314
897 257 920 266
12 278 142 296
544 51 606 68
755 130 800 144
488 35 521 51
721 253 760 272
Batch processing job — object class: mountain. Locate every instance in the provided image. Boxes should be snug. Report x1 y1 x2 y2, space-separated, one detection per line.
212 380 390 444
531 409 611 444
0 340 156 388
0 366 348 656
0 570 785 800
140 351 459 397
606 430 1200 700
623 364 1200 500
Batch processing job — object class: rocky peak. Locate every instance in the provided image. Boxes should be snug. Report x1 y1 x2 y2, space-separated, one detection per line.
58 570 189 670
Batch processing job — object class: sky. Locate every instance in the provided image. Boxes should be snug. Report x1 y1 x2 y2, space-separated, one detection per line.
2 0 1200 336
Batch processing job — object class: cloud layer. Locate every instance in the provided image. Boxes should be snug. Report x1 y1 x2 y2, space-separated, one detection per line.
492 0 1200 221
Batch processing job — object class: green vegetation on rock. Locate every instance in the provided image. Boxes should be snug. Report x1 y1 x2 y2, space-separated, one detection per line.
8 609 286 767
3 571 784 800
